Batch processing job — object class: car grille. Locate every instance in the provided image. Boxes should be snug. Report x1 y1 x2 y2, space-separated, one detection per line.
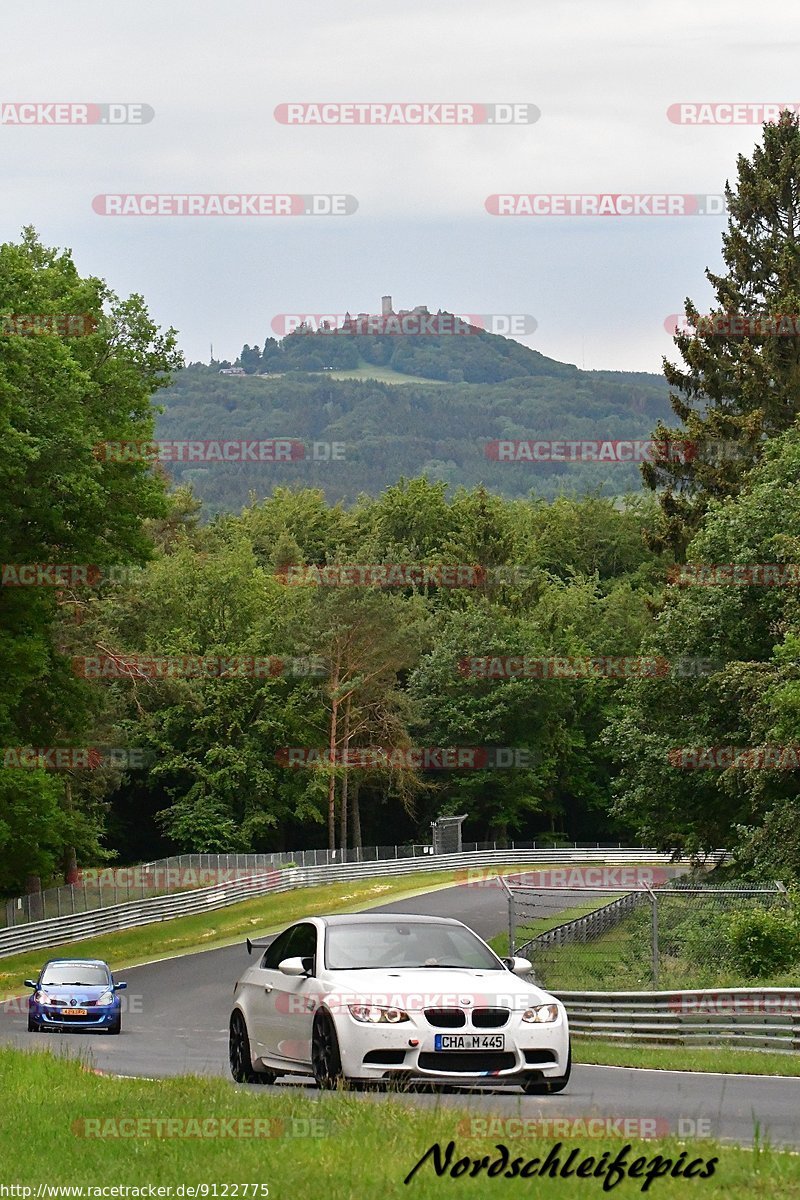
472 1008 509 1028
424 1008 466 1028
418 1052 517 1073
47 1000 98 1008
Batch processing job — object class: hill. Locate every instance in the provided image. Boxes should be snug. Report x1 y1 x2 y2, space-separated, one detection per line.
156 318 673 511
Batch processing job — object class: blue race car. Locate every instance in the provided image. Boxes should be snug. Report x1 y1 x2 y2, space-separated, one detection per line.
24 958 127 1034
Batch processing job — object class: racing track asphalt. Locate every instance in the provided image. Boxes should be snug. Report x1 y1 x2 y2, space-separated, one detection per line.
2 876 799 1149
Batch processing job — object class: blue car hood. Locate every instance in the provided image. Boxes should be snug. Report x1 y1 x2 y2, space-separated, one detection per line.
38 985 110 1001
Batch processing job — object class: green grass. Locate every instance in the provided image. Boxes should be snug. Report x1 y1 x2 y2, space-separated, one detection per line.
324 364 449 385
516 899 800 993
489 898 624 959
574 1039 800 1077
3 1048 799 1196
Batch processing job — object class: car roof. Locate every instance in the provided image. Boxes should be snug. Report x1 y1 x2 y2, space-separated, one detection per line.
314 914 462 927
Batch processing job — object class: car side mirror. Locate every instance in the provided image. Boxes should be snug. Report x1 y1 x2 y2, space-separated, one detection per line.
114 981 128 990
23 980 36 989
504 956 533 975
278 957 310 977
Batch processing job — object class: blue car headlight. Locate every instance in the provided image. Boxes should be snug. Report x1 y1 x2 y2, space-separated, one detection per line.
98 990 114 1006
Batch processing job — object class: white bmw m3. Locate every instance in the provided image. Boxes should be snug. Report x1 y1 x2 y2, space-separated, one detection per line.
229 913 570 1093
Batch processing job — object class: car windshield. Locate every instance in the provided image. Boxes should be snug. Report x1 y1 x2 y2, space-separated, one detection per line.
40 964 110 987
325 922 504 970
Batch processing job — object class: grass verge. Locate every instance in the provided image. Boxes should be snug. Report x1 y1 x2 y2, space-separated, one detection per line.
489 898 623 958
2 1047 799 1196
574 1038 800 1078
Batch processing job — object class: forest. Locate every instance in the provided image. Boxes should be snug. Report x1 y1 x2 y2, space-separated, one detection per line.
3 114 800 894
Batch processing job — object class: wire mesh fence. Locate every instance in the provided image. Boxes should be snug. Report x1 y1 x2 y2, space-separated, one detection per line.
1 840 642 928
509 882 792 992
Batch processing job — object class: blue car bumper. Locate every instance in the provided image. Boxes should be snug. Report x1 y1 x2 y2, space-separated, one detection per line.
32 1004 119 1029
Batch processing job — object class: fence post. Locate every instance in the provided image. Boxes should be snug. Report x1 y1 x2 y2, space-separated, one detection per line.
644 884 659 989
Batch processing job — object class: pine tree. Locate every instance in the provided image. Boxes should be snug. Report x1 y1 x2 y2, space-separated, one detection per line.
644 111 800 554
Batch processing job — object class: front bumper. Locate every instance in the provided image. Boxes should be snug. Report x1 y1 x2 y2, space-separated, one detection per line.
33 1005 119 1030
333 1010 570 1083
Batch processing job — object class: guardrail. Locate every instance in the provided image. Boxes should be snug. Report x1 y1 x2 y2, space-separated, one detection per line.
558 988 800 1052
0 848 678 960
516 891 649 955
4 840 661 928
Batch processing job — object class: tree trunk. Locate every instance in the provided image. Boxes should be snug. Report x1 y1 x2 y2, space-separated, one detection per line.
351 777 362 849
63 779 78 883
327 656 341 850
339 696 351 850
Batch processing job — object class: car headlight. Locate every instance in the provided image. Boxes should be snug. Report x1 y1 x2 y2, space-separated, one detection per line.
33 991 51 1005
98 991 114 1006
521 1003 560 1023
347 1004 410 1024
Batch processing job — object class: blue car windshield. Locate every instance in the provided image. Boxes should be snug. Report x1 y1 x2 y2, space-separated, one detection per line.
325 922 504 970
40 964 109 987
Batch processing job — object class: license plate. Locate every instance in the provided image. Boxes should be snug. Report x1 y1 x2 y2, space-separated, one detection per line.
62 1008 87 1016
434 1034 505 1051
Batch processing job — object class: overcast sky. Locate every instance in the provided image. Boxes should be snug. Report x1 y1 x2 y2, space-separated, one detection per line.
2 1 799 372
